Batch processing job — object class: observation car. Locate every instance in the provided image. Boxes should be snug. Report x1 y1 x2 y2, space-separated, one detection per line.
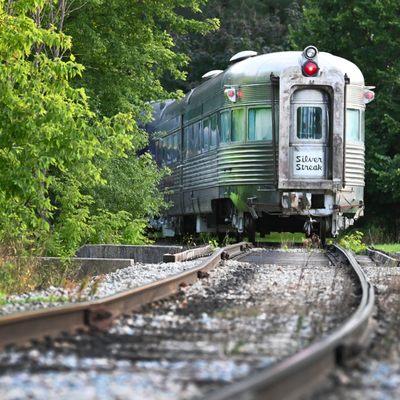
146 46 374 242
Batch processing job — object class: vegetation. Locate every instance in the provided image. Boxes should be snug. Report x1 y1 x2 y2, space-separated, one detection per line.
0 0 214 259
0 0 399 295
338 231 367 254
0 0 216 293
167 0 300 91
372 244 400 254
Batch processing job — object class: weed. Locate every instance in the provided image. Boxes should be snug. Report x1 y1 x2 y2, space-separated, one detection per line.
77 275 91 301
89 275 103 297
339 231 367 253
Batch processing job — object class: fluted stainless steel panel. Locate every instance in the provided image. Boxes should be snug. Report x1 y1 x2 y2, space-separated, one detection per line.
345 143 365 186
347 85 364 106
218 143 276 185
182 151 218 190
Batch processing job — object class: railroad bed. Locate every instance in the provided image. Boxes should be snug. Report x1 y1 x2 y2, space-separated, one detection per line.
0 245 374 400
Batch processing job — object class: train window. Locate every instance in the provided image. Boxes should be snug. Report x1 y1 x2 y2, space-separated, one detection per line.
220 110 231 143
346 109 361 142
232 109 245 142
297 107 322 139
202 118 210 152
248 108 272 141
210 114 218 148
193 121 202 155
172 133 179 163
184 125 194 158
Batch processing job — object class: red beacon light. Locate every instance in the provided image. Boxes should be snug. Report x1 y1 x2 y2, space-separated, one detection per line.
303 60 319 77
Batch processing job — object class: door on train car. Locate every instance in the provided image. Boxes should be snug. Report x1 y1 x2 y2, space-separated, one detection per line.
289 89 330 180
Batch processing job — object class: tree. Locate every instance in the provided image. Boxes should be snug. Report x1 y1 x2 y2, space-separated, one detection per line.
290 0 400 239
0 0 218 255
64 0 219 117
165 0 300 91
0 0 141 255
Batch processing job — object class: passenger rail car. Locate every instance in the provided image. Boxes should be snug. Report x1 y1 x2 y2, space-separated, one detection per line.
146 46 374 241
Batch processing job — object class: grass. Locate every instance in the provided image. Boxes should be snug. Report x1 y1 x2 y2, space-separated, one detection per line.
0 243 80 296
256 232 305 244
373 244 400 253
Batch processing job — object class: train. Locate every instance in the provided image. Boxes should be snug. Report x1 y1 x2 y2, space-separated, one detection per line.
146 46 374 242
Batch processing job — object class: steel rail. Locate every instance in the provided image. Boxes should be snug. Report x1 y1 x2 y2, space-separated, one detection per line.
0 242 249 349
206 244 375 400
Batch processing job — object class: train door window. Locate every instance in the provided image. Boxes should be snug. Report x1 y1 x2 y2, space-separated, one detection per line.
202 118 210 152
232 108 245 142
248 107 272 141
220 110 231 143
210 114 218 148
296 107 323 139
346 108 361 142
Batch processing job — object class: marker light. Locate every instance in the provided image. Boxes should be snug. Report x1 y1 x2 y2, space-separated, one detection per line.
363 89 375 104
304 46 318 59
224 87 237 102
302 61 319 76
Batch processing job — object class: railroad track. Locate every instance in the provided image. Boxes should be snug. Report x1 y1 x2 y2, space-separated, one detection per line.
0 242 247 348
0 244 375 400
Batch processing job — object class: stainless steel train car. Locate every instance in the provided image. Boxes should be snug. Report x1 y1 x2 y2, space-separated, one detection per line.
146 46 374 242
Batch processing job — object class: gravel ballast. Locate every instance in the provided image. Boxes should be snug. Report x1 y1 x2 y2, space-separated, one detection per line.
0 259 202 315
0 249 359 400
310 255 400 400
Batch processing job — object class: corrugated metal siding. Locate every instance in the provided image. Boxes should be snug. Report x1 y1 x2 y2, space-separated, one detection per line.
162 168 181 191
347 85 364 106
221 84 273 106
182 150 218 190
345 143 365 186
218 143 276 185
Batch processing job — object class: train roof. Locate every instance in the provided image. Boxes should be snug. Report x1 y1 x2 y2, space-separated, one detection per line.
223 51 364 85
148 50 364 132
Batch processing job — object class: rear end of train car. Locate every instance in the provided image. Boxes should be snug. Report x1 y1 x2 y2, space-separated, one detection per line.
147 46 374 241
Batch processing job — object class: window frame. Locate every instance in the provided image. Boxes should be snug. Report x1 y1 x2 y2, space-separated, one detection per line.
247 106 273 142
346 108 363 143
293 104 327 144
220 109 232 144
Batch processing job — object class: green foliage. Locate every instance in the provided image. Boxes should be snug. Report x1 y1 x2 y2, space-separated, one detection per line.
166 0 300 91
87 211 151 245
65 0 218 116
289 0 400 236
0 1 141 256
93 152 169 219
339 231 367 253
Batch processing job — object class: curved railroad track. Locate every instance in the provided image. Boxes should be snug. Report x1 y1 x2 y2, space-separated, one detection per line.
206 244 375 400
0 243 375 400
